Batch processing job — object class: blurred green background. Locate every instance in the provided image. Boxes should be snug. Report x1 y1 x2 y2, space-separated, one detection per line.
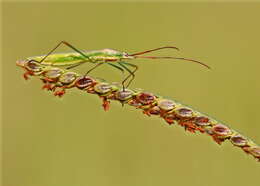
2 2 260 186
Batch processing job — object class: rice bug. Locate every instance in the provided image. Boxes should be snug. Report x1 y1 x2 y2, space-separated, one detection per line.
24 41 210 90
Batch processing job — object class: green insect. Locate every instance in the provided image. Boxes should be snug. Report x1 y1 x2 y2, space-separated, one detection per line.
25 41 210 90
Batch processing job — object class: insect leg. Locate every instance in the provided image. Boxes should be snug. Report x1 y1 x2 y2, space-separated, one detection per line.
107 63 125 74
121 62 139 88
118 62 138 90
85 63 104 75
84 61 127 76
36 41 91 63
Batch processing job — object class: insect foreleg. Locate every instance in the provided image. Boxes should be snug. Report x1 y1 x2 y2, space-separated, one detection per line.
118 62 138 90
38 41 91 63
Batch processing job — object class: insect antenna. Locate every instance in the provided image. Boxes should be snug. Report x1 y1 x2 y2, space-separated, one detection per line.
133 56 211 69
130 46 180 56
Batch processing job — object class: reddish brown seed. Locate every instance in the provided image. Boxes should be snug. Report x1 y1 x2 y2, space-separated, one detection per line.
158 99 175 111
248 147 260 158
128 99 142 107
94 83 112 94
59 72 77 84
76 76 95 89
243 146 260 158
204 127 214 135
230 135 248 147
164 113 176 125
212 124 232 136
194 116 210 126
179 121 197 133
136 92 155 105
148 106 161 115
116 89 134 101
175 108 193 118
23 71 34 80
44 68 63 79
26 61 42 72
54 89 65 97
42 83 54 91
212 135 226 145
102 97 110 111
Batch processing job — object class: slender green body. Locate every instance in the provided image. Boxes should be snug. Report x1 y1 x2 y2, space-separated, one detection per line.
22 41 210 89
28 49 134 66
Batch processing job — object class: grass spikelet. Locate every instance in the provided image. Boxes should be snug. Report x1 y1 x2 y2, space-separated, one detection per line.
16 59 260 162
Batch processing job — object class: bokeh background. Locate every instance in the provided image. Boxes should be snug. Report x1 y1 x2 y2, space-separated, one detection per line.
2 2 260 186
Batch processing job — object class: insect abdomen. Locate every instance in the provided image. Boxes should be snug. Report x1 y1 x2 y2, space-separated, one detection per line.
30 52 90 66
